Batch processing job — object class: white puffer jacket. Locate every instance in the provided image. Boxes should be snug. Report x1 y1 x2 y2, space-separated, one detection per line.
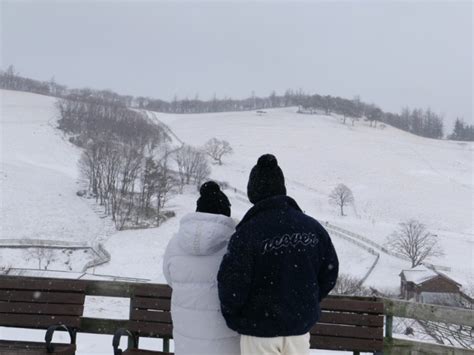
163 212 240 355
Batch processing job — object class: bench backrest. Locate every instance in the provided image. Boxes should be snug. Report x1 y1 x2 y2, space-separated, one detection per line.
0 277 86 330
127 286 383 353
128 284 172 338
310 296 384 352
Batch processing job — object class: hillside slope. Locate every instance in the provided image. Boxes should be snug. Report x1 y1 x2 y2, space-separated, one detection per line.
0 90 108 243
153 108 473 288
1 89 472 291
154 108 473 232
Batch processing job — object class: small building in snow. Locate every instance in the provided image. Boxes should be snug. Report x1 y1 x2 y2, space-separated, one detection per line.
399 265 462 305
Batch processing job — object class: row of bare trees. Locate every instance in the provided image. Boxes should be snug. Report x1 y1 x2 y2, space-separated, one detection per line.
57 94 232 229
56 98 165 148
0 65 134 106
174 145 210 191
79 139 152 229
78 139 216 229
5 65 468 141
57 94 177 230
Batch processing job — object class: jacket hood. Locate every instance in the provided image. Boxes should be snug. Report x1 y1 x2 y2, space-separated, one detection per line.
177 212 236 256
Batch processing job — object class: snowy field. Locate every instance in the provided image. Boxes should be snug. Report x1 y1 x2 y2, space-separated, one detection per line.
0 89 473 353
0 90 109 244
0 247 95 272
1 89 472 288
153 108 474 291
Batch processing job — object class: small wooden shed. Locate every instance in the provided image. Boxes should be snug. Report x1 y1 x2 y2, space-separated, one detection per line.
399 265 462 305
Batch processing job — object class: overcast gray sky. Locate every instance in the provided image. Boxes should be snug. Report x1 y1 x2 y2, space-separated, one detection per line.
1 0 472 128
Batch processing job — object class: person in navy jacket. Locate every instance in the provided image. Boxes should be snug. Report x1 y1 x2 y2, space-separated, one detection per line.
217 154 339 355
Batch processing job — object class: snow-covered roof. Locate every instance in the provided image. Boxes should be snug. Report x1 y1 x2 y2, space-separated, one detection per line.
400 265 439 285
400 265 461 287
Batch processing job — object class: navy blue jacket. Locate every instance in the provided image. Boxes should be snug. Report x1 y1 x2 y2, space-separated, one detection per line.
217 195 339 337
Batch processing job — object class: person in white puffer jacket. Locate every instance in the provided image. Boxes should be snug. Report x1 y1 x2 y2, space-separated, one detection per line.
163 181 240 355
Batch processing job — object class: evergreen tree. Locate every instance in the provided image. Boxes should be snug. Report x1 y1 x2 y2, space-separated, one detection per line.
449 118 474 141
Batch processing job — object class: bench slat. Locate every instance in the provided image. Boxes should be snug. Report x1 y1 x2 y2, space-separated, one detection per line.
128 321 173 338
131 309 172 323
0 301 84 316
310 334 384 352
0 290 85 304
0 313 81 329
123 349 173 355
132 297 170 311
320 299 383 314
134 285 172 298
311 323 383 340
0 278 86 292
0 340 76 355
319 312 384 327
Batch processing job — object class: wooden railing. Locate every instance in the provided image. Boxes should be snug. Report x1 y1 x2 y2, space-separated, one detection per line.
1 276 472 354
381 298 473 354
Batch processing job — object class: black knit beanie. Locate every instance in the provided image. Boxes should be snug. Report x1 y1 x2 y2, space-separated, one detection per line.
247 154 286 204
196 181 231 217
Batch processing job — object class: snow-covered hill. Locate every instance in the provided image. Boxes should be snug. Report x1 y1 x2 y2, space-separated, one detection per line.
151 107 473 289
1 89 473 354
1 89 472 289
0 90 109 243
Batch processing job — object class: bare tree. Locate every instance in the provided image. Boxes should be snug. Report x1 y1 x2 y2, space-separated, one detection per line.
155 156 178 223
420 320 472 349
174 145 197 188
174 145 211 190
329 184 354 216
111 143 144 230
139 157 160 218
204 138 233 165
386 220 444 267
331 274 371 296
194 156 211 188
27 246 54 270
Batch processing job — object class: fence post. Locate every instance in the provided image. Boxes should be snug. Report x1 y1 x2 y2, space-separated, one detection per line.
385 314 393 339
163 337 170 352
128 301 137 349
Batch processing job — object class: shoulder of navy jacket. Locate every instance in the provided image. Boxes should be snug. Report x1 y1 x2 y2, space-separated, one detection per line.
237 195 303 228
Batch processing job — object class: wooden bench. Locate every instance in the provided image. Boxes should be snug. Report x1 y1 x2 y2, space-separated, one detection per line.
0 277 383 354
0 277 86 354
2 276 472 354
113 284 173 355
313 297 384 354
113 285 383 355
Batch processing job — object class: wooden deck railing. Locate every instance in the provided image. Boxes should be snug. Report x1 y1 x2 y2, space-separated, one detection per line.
1 276 472 354
380 297 473 354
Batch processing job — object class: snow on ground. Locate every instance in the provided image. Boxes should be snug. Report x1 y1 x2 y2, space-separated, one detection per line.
1 90 473 353
153 107 474 289
154 108 473 231
332 218 474 290
94 186 375 282
0 327 360 355
3 89 471 288
0 247 95 271
0 90 108 246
